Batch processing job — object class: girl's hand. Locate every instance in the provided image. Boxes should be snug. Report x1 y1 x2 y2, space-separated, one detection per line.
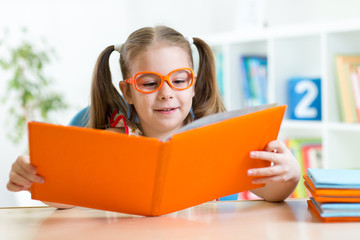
7 155 44 192
247 140 300 184
7 155 75 209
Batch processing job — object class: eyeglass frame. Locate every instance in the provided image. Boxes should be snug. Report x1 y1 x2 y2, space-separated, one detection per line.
123 67 196 94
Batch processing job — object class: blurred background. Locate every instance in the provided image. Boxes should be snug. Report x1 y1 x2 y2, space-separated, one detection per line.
1 0 360 207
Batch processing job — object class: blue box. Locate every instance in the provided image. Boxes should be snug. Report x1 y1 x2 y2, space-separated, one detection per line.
288 78 321 120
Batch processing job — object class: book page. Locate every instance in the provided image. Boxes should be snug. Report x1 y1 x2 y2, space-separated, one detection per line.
175 103 277 135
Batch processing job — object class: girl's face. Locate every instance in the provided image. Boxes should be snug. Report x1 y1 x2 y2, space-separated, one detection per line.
120 44 195 140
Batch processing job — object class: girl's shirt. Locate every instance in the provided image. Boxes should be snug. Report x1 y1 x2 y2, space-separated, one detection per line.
109 110 142 136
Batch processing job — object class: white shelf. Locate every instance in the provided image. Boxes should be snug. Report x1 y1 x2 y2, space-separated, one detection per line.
282 120 323 130
204 19 360 169
327 122 360 132
203 19 360 44
283 120 360 132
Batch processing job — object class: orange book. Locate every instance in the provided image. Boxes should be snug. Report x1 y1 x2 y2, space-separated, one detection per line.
29 104 285 216
307 200 360 223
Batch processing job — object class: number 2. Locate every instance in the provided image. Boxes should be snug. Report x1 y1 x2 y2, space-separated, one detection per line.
294 80 318 118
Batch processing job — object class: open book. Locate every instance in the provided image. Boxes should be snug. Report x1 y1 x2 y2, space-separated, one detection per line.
29 104 286 216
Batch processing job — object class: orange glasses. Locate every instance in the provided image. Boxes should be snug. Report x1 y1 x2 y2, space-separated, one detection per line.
124 67 195 93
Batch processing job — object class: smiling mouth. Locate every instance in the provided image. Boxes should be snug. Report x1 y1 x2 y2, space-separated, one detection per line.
155 107 178 112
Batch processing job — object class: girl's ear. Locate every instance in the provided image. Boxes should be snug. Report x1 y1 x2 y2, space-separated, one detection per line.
119 81 134 104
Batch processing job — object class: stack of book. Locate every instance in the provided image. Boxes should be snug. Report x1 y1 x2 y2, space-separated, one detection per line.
304 168 360 222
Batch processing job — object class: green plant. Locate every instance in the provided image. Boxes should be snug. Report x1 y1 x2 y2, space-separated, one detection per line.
0 28 68 144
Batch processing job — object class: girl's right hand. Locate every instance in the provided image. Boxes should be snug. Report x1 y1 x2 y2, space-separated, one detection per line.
7 155 44 192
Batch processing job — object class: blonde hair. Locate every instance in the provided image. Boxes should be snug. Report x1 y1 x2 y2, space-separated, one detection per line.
88 25 225 129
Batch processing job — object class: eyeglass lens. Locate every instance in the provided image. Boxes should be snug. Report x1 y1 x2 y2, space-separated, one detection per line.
135 69 193 92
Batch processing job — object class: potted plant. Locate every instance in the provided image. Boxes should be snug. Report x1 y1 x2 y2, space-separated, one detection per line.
0 28 67 144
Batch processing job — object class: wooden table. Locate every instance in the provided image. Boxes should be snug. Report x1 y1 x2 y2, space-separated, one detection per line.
1 199 359 240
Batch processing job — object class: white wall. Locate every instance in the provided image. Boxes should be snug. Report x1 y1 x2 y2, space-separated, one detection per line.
0 0 133 207
1 0 360 207
266 0 360 26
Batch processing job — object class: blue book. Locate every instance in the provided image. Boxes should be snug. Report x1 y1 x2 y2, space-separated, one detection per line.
249 58 267 105
240 56 252 106
310 197 360 217
240 55 267 107
307 168 360 189
219 193 239 201
214 50 224 98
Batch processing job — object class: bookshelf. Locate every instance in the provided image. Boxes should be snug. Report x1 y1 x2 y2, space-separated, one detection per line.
203 19 360 170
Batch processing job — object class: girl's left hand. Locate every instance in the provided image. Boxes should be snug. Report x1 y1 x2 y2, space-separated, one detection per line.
247 140 300 184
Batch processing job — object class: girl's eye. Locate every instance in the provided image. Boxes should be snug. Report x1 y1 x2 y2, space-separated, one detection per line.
143 82 159 87
170 70 192 88
172 79 186 85
136 74 161 90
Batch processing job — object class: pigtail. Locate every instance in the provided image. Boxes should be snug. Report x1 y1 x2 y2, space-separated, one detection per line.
88 46 128 129
192 38 226 119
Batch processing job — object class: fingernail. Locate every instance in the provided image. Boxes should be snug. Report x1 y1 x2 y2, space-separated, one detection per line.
38 177 45 183
30 167 37 174
248 169 254 176
250 152 256 157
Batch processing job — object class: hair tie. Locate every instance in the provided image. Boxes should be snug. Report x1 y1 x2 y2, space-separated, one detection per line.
185 36 193 45
114 44 122 52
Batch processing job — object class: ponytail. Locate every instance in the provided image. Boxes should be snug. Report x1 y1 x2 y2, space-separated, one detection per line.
88 46 128 129
192 38 226 119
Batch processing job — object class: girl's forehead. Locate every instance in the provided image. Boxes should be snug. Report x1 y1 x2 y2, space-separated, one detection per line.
130 45 192 75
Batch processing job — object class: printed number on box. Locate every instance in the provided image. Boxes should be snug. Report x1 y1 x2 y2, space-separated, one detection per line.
288 78 321 120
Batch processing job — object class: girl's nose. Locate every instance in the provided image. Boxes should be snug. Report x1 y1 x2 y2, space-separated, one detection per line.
158 81 174 100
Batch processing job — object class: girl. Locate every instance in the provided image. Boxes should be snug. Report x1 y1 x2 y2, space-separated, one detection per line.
7 26 300 209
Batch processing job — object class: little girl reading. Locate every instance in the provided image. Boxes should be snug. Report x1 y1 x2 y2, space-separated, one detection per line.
7 26 300 209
